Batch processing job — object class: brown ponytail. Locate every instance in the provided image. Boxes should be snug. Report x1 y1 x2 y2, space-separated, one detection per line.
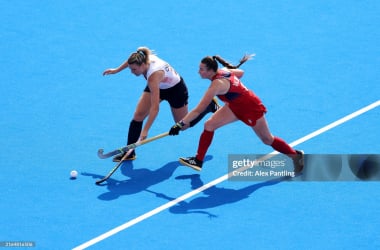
214 54 255 69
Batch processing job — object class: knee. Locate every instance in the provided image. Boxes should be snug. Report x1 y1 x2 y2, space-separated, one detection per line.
133 111 148 121
204 119 216 131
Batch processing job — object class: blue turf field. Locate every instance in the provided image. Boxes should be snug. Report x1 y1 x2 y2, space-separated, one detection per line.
1 1 379 249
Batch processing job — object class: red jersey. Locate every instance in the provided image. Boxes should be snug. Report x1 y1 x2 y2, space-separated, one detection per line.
213 69 267 126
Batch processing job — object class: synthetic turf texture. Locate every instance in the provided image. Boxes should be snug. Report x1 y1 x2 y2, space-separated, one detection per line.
1 1 379 250
74 100 380 250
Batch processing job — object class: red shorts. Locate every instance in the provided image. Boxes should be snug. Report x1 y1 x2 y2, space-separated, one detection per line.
227 94 267 126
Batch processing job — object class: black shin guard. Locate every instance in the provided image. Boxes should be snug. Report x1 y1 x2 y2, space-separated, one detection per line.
127 120 143 144
189 101 215 127
189 112 206 127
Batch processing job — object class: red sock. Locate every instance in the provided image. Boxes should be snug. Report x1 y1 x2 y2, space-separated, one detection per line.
271 137 296 156
196 130 214 161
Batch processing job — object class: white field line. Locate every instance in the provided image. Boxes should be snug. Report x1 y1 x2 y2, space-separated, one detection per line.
73 100 380 250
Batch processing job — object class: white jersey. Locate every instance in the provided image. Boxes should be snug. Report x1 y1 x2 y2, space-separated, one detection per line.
145 55 181 89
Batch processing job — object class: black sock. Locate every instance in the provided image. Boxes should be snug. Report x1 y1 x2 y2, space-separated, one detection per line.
127 120 143 144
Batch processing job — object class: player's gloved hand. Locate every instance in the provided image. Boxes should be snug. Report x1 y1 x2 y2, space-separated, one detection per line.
169 120 185 136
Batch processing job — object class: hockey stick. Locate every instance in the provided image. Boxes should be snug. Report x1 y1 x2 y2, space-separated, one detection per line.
97 132 169 159
95 148 134 185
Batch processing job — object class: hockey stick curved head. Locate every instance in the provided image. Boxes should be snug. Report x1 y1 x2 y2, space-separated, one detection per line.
95 178 107 185
97 149 105 158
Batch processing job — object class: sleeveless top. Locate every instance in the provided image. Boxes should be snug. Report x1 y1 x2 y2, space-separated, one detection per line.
145 55 181 89
214 69 266 114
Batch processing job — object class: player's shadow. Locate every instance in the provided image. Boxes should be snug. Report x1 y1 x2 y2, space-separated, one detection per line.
146 174 287 218
98 161 180 200
82 156 214 201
